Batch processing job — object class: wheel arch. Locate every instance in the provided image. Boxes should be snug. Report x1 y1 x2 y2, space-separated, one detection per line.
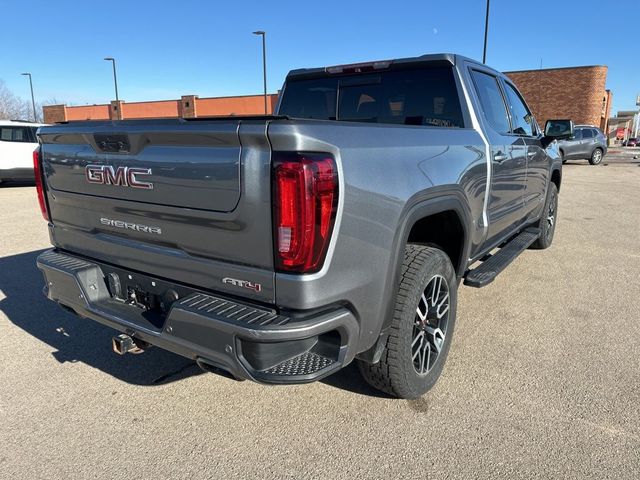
407 211 466 276
399 192 472 279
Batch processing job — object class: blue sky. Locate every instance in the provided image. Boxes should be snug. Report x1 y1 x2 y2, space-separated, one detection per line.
1 0 638 113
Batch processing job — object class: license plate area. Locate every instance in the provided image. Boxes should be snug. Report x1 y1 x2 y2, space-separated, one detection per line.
99 265 195 331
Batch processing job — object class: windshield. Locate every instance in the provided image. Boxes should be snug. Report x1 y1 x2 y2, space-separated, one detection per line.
279 67 464 128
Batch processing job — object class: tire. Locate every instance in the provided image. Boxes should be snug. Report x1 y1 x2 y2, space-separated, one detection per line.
589 147 603 165
530 182 558 249
358 245 457 399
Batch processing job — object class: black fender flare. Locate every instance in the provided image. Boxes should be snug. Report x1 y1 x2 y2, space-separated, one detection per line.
356 187 474 363
550 165 562 190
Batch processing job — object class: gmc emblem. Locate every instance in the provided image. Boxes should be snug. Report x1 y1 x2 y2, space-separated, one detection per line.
85 165 153 190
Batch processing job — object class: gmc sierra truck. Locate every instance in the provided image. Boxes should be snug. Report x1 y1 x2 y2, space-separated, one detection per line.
34 54 572 399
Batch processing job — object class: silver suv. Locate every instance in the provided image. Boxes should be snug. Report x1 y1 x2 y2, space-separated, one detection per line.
557 125 607 165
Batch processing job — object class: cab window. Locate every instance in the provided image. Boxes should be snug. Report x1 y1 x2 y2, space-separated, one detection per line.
279 67 465 128
503 82 534 136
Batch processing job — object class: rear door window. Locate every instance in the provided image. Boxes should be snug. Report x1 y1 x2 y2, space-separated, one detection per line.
470 70 511 134
279 67 464 128
582 129 594 139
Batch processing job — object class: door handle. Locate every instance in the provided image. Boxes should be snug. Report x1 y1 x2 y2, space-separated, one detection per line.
494 153 508 163
527 151 536 157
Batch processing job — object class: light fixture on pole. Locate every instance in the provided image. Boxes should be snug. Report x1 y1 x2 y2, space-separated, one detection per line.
252 31 268 114
20 73 37 121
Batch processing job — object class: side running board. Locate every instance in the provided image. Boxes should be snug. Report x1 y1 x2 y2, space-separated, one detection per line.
464 227 540 288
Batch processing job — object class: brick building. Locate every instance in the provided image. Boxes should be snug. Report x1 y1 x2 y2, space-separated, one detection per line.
43 93 279 123
505 65 611 133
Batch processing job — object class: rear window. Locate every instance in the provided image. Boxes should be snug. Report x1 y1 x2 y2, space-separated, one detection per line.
279 67 464 128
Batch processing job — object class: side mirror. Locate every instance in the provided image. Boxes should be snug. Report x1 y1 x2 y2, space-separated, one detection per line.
544 119 574 141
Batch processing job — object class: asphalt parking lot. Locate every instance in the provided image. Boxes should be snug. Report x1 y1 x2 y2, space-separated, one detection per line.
1 161 639 479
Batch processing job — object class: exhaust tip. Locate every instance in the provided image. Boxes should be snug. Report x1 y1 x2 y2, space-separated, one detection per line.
196 358 245 381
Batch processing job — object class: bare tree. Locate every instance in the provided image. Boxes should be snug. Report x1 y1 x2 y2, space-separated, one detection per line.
0 80 32 120
0 80 61 122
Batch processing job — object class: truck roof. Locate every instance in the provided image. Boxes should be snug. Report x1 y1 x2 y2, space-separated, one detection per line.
286 53 493 80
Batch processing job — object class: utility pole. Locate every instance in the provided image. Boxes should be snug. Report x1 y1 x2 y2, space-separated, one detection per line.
20 73 37 121
482 0 490 63
253 31 268 114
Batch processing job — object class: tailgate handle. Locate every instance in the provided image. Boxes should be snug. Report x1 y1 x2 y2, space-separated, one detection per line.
94 134 130 153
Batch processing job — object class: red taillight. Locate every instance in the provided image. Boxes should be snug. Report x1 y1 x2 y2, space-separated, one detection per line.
33 149 50 221
273 152 338 273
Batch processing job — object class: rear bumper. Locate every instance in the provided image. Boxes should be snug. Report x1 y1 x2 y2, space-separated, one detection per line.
36 249 359 384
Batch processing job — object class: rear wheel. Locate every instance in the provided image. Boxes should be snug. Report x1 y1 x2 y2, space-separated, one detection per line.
530 182 558 249
358 245 457 399
589 148 603 165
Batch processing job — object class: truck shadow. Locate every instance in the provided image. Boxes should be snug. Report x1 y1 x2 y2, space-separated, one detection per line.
0 249 201 386
0 180 36 188
320 363 391 398
0 249 384 396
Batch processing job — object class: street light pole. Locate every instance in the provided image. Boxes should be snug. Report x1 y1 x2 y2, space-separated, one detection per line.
253 31 268 114
20 73 37 121
104 57 119 102
482 0 490 63
635 95 640 138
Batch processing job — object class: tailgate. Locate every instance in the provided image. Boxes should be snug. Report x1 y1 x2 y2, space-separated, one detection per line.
38 119 275 302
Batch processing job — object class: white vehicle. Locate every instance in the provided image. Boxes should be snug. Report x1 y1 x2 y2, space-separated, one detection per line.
0 120 47 183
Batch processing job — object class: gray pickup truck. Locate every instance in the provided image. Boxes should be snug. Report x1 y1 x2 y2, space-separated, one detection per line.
35 54 571 399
